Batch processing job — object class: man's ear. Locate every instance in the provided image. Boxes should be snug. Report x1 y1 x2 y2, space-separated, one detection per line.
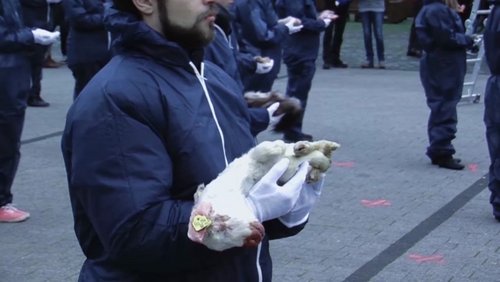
132 0 155 15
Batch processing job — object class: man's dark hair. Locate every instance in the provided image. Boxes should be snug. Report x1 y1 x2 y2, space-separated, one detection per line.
113 0 141 17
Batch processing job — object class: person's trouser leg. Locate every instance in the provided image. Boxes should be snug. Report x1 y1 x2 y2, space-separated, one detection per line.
484 76 500 218
330 4 349 62
373 11 385 62
360 12 374 64
322 23 334 64
0 65 29 207
283 61 316 140
28 46 47 100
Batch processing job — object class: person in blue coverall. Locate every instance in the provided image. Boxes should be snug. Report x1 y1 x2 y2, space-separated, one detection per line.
415 0 474 170
61 0 325 280
275 0 336 142
205 0 280 136
483 0 500 222
63 0 112 98
0 0 59 222
233 0 303 92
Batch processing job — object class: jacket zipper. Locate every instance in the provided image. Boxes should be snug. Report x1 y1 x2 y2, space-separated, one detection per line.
189 61 263 282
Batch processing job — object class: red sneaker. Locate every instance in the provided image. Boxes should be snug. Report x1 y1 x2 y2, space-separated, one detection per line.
0 204 30 223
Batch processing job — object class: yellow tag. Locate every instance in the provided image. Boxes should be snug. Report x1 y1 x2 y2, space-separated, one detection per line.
192 215 212 232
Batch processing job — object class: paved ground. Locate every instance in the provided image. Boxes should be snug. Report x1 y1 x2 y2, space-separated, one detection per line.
1 20 498 282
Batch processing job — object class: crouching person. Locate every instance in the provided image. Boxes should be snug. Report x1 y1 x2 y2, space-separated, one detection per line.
60 0 324 280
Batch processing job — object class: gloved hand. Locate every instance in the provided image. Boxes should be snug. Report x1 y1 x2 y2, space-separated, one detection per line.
279 174 325 228
31 29 60 45
322 18 332 27
256 58 274 74
246 159 309 222
266 102 284 129
285 21 303 34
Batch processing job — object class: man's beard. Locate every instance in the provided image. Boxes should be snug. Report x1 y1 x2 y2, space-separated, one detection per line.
158 1 217 49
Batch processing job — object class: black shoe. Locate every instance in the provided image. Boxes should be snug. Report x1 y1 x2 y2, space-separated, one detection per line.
284 133 313 143
331 60 348 68
28 97 50 107
322 63 331 70
431 156 464 170
432 158 461 165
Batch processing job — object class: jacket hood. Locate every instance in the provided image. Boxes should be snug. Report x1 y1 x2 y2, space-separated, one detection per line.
104 7 202 68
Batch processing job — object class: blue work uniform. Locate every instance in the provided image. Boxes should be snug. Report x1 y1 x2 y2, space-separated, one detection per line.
415 0 473 160
275 0 328 141
63 0 111 98
483 0 500 220
0 0 35 206
233 0 289 92
61 6 306 281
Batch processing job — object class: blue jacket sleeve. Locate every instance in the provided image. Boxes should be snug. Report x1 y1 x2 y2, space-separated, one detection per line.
275 0 326 33
264 218 307 239
64 0 105 31
0 19 34 52
63 82 240 273
235 0 289 47
248 108 269 136
416 7 472 51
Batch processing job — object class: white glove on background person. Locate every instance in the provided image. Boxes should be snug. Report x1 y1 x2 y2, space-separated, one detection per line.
266 102 284 129
256 59 274 74
285 21 303 34
31 29 60 45
279 174 325 227
246 159 309 222
322 18 332 27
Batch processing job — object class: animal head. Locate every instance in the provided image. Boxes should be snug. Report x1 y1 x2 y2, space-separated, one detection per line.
187 185 265 251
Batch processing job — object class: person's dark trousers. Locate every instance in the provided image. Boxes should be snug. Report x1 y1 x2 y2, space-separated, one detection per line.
0 63 30 207
70 60 108 99
322 4 349 65
484 76 500 219
27 45 48 100
420 65 463 160
407 1 423 55
283 60 316 140
359 11 385 64
50 2 68 55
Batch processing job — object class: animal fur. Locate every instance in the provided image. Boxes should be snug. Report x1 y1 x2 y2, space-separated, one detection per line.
244 91 303 133
187 139 340 251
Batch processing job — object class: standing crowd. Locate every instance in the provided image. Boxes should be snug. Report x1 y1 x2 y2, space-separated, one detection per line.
0 0 498 281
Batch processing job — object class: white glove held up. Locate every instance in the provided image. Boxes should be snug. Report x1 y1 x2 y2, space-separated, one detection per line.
285 21 303 35
323 18 332 27
246 159 309 222
279 174 325 227
266 102 284 130
31 29 60 45
256 59 274 74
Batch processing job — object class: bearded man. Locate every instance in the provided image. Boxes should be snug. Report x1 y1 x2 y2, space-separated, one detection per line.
61 0 319 281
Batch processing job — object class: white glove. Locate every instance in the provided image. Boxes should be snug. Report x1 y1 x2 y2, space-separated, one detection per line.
256 59 274 74
31 29 60 45
285 21 303 35
322 18 332 27
246 159 309 222
279 174 324 227
266 102 284 129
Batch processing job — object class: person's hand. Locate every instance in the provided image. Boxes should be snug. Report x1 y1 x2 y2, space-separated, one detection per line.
318 10 337 27
31 29 60 45
279 174 325 227
285 20 303 34
246 159 309 222
266 102 284 129
255 58 274 74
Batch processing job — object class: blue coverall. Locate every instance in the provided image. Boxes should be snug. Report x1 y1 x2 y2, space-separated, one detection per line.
275 0 328 141
483 0 500 220
0 0 35 207
415 0 473 160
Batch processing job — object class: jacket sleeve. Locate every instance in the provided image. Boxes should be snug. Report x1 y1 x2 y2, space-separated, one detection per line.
63 0 105 31
235 49 257 74
19 0 47 8
417 7 472 51
248 108 269 136
275 0 326 33
0 18 34 52
263 218 307 240
63 82 239 273
235 1 289 47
